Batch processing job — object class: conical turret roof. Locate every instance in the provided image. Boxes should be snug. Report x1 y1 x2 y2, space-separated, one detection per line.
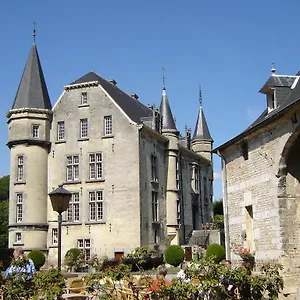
193 106 212 141
159 87 177 131
12 42 51 110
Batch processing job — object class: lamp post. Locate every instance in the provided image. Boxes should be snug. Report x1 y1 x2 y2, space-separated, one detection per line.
49 185 72 271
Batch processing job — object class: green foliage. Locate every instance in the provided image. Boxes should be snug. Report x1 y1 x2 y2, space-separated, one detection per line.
0 248 13 270
206 243 225 263
28 250 46 271
0 175 9 201
213 199 223 216
0 200 9 247
213 214 224 229
164 245 184 267
31 268 66 300
64 248 85 270
126 246 156 258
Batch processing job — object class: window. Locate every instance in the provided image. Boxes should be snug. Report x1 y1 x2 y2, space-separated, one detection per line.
151 155 158 181
32 125 39 138
176 157 180 190
77 238 91 261
152 191 158 222
194 166 200 192
16 193 23 223
89 153 103 180
104 116 113 136
81 92 88 105
80 118 88 138
52 228 58 245
89 191 104 221
17 156 24 181
177 198 181 224
66 155 79 181
154 230 159 244
15 232 22 243
57 121 65 141
66 193 80 222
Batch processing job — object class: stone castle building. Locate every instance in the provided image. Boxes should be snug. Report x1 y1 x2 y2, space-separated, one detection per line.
7 39 213 265
214 68 300 296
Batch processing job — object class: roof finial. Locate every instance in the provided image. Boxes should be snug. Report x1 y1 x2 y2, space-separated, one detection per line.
162 67 166 89
271 62 276 74
33 21 36 43
199 84 203 107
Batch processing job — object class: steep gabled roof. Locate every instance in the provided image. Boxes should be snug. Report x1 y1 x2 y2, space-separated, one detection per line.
259 74 297 93
159 88 177 131
192 106 212 141
214 76 300 153
69 72 152 124
12 43 51 110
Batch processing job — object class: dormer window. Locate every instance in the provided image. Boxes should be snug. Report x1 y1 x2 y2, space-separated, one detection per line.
81 92 88 105
267 90 276 112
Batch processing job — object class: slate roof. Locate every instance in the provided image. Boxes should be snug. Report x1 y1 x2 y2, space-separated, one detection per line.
159 88 177 131
69 72 152 124
214 75 300 152
259 74 297 93
12 43 51 110
192 106 213 141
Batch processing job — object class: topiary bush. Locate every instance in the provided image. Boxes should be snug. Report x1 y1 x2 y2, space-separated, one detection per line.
28 250 46 271
164 245 184 267
206 243 225 263
64 248 85 271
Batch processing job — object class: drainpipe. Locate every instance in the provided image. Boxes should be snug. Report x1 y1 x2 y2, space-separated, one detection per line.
216 150 231 260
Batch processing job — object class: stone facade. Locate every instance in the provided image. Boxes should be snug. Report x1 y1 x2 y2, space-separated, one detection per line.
215 72 300 296
7 41 214 266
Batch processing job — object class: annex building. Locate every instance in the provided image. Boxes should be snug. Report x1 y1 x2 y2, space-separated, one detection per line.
7 38 213 266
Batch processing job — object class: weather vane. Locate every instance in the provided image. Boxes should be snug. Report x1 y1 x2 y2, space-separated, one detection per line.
33 21 36 43
199 84 203 107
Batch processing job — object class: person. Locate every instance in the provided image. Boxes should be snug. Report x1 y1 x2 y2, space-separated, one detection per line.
4 247 36 280
147 265 172 294
177 262 190 283
225 260 232 269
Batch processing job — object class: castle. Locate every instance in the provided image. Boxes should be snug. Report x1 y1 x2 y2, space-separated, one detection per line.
7 38 213 265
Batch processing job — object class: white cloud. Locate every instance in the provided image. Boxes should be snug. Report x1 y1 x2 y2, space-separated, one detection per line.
213 172 222 180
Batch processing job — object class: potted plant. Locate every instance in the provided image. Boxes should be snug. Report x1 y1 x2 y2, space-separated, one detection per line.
236 247 255 273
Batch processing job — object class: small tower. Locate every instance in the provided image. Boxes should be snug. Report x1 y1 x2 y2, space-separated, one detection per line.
6 31 52 252
159 79 180 245
191 87 213 160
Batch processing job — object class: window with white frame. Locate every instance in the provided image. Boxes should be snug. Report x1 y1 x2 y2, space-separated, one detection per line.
66 155 79 181
16 193 23 223
77 238 91 261
81 92 88 105
194 166 200 192
89 153 103 180
104 116 112 136
52 228 58 245
17 156 24 181
57 121 65 141
176 157 180 190
66 193 80 222
89 191 104 221
32 125 39 138
152 191 158 222
80 118 88 138
15 232 22 243
151 155 158 181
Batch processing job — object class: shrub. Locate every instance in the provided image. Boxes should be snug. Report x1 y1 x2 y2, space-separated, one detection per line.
28 250 46 271
206 243 225 262
164 245 184 267
0 248 13 270
64 248 85 270
101 258 120 271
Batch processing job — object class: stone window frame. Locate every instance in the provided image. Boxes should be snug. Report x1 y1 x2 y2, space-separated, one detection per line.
77 238 91 261
88 190 105 222
152 191 159 222
65 192 81 223
104 115 113 136
88 152 103 181
31 124 40 139
66 155 80 182
14 232 23 244
16 192 24 223
57 121 65 141
17 155 25 182
175 156 180 190
80 118 88 139
51 228 58 245
151 155 158 182
81 92 88 105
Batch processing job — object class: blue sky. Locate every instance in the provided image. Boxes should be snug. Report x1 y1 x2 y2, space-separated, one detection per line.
0 0 299 199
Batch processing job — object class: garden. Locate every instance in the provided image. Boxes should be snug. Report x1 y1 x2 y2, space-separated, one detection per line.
0 245 284 299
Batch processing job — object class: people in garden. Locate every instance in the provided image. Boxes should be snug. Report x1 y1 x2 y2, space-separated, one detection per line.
177 261 190 282
4 247 36 280
147 264 172 293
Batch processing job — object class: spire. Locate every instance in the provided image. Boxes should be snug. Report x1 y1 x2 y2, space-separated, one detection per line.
271 62 276 74
33 21 36 43
159 87 177 131
193 88 212 141
12 39 51 110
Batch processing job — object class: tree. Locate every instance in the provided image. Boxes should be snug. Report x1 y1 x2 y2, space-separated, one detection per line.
213 199 223 216
0 176 9 247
